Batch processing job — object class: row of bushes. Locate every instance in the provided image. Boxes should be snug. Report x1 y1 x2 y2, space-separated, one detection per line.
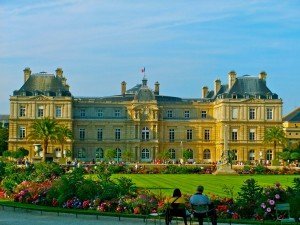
0 160 299 221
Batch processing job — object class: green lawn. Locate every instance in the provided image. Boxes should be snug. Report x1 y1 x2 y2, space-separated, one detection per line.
110 174 299 198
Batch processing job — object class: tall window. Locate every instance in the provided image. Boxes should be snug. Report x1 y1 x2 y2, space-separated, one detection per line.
19 106 26 117
80 109 86 117
266 149 273 160
169 129 175 142
187 129 193 141
249 129 255 141
114 109 120 117
232 108 238 119
79 128 85 140
204 129 210 141
19 127 26 139
167 110 173 118
203 149 211 159
249 108 255 120
78 148 86 158
55 106 62 117
97 128 103 141
97 109 103 117
115 148 122 161
266 108 273 120
231 129 238 141
169 149 176 159
95 148 104 159
201 110 207 119
141 127 150 141
38 106 44 117
141 149 150 160
184 110 190 118
249 150 255 160
115 128 121 140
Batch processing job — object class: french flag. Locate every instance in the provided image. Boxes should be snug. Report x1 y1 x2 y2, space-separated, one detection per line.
141 67 145 73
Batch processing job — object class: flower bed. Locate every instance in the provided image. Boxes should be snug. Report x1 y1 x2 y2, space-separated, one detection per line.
0 161 299 222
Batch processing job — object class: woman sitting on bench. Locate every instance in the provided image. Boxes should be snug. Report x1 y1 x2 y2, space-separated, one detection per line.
165 188 188 225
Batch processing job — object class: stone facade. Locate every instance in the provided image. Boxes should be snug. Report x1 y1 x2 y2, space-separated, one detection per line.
283 108 300 145
9 68 283 163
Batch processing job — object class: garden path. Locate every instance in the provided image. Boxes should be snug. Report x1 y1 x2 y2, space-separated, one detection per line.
0 207 246 225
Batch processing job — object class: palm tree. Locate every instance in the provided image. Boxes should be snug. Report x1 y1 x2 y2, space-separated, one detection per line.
28 117 59 162
264 126 286 161
56 125 73 158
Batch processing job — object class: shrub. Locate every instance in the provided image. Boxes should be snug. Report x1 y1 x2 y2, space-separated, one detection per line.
30 162 64 182
236 178 263 218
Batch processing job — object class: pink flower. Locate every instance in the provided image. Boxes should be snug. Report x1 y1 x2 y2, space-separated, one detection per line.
275 194 280 199
266 207 271 212
269 200 275 205
261 203 266 209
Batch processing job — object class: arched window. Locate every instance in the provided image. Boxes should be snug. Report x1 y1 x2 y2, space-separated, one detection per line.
249 150 255 161
115 148 122 161
169 149 176 159
203 149 211 159
231 149 238 160
141 149 150 159
186 148 193 159
78 148 86 158
95 148 104 159
266 149 272 160
141 127 150 141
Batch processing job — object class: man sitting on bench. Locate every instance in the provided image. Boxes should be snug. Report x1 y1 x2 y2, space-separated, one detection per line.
189 185 217 225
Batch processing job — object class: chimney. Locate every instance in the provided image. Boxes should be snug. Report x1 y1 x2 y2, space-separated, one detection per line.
228 70 237 89
214 79 221 95
259 71 267 83
202 86 208 98
121 81 126 96
154 81 160 95
55 68 63 78
23 67 31 83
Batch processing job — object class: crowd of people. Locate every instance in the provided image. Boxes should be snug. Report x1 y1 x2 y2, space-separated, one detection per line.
165 185 217 225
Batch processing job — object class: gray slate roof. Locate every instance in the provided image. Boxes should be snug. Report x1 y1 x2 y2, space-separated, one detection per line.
283 108 300 122
13 73 71 97
228 75 272 95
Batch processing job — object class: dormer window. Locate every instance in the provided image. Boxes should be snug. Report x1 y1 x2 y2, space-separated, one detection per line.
232 93 237 99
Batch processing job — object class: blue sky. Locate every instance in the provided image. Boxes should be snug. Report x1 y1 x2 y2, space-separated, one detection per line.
0 0 300 115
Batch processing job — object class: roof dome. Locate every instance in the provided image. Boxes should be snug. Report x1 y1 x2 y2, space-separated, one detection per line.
136 87 155 101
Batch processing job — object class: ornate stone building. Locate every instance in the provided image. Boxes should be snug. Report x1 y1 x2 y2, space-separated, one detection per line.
283 108 300 145
9 68 283 163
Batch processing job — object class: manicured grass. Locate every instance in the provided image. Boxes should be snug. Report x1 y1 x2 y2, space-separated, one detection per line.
110 174 299 197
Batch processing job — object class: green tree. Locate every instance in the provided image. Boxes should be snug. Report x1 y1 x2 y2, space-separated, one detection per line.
122 149 133 162
56 125 73 156
183 149 193 161
157 150 171 162
0 127 8 156
28 117 59 162
264 126 286 161
104 149 116 161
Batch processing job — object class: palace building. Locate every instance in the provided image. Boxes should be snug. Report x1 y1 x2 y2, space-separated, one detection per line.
8 68 283 163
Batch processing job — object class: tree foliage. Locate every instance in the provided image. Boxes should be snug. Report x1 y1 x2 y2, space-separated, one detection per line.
0 127 8 155
264 126 286 160
28 118 59 161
